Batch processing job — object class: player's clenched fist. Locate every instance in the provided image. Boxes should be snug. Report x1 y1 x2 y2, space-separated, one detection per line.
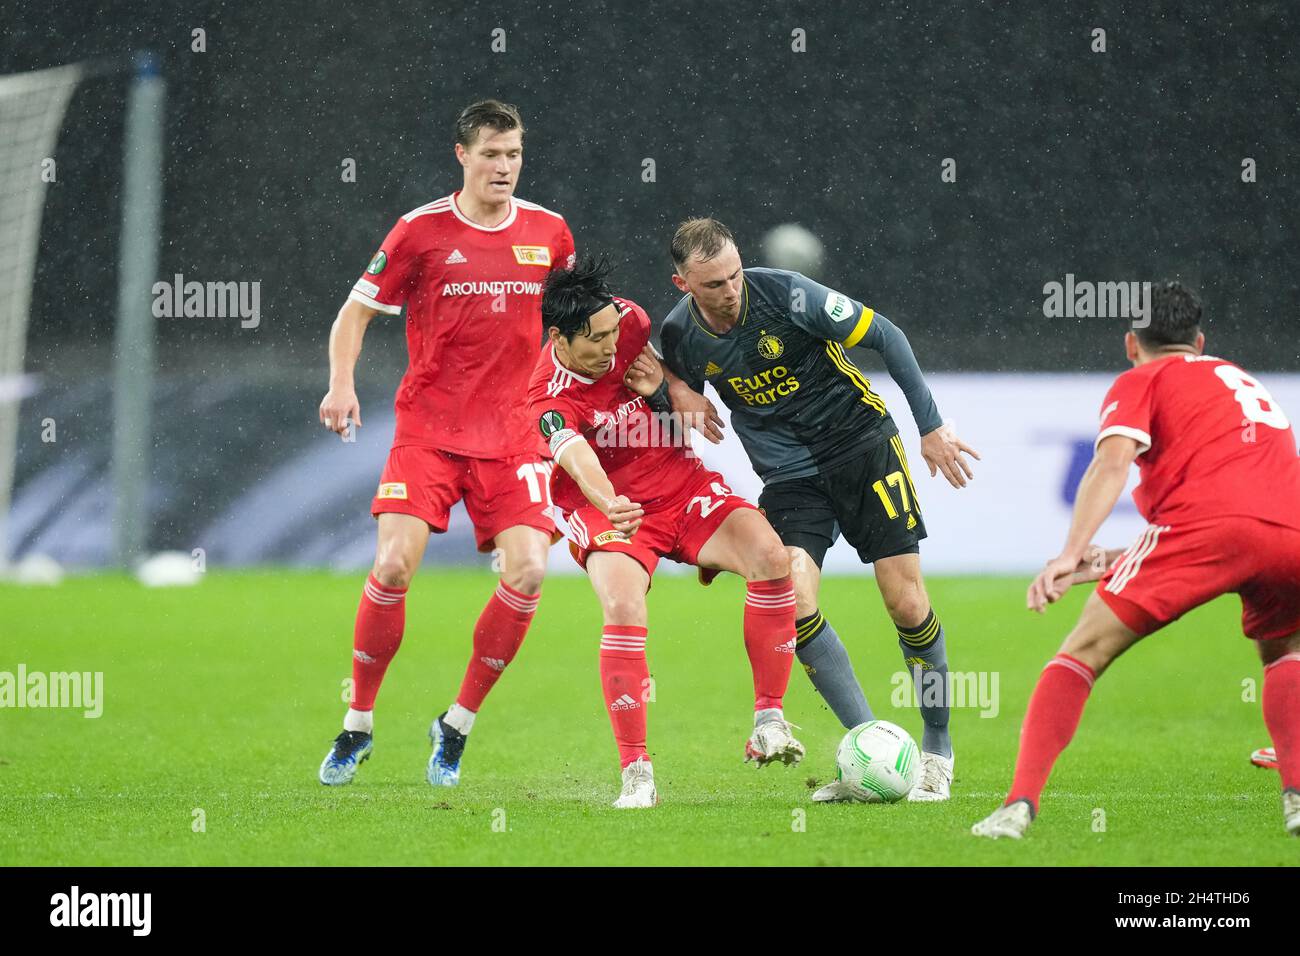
319 387 362 438
606 495 644 536
622 345 664 396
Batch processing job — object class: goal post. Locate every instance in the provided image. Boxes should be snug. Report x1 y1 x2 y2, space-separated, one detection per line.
110 52 165 568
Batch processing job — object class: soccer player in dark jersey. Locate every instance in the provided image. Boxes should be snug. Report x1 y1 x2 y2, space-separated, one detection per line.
973 283 1300 839
654 219 979 802
316 100 575 788
527 258 805 807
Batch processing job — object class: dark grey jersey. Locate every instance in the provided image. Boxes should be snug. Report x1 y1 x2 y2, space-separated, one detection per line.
660 268 941 485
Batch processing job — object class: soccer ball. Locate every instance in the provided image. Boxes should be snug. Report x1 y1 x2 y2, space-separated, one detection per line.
834 720 921 803
760 223 825 279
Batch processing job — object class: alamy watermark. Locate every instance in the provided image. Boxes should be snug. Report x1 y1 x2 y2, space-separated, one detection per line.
50 886 150 935
152 273 261 328
891 667 999 718
592 408 713 458
1043 274 1150 328
0 665 103 718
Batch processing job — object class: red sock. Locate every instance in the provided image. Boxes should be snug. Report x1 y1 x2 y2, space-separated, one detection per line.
743 576 796 711
1263 653 1300 792
351 574 408 712
599 625 649 768
1006 653 1097 813
455 581 540 712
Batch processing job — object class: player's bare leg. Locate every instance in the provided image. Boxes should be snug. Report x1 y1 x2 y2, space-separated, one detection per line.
697 508 804 767
874 552 954 800
320 512 430 785
973 592 1143 838
428 523 551 787
1256 630 1300 834
586 551 655 807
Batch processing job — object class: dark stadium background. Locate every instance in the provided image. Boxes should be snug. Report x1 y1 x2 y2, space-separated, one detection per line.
4 0 1298 564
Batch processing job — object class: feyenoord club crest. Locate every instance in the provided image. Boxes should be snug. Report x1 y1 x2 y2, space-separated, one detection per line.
366 251 387 274
538 410 565 437
757 332 784 360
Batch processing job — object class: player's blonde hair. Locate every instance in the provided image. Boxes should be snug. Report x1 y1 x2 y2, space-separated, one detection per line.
670 218 736 270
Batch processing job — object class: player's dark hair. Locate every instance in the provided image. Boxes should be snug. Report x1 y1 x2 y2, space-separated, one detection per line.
455 99 525 148
542 256 615 341
671 218 736 269
1135 281 1202 350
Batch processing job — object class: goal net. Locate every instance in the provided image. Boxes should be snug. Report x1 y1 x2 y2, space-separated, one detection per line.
0 63 82 567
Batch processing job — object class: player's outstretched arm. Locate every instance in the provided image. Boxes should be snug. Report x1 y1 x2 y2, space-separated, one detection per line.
320 298 379 439
857 313 980 487
1027 435 1139 613
555 437 644 535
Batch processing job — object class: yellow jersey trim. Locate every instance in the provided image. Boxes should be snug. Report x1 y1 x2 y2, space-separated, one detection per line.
843 306 875 349
824 341 887 415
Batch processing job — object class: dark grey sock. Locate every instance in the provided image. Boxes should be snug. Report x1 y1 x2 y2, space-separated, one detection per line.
796 611 872 728
897 610 952 758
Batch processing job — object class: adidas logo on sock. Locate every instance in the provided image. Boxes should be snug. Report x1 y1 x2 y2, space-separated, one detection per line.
353 649 376 664
480 656 506 672
445 249 468 264
610 693 640 711
776 637 796 654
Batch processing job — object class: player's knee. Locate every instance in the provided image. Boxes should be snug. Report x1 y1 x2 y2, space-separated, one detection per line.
884 589 930 630
1059 626 1120 675
748 535 790 582
1258 629 1300 664
372 555 415 589
500 551 546 595
599 591 647 628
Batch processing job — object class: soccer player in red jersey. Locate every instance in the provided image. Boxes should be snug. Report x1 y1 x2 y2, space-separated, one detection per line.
317 100 575 787
973 282 1300 838
527 258 804 807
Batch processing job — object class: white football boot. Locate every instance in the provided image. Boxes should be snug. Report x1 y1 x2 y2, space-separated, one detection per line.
811 778 867 803
613 756 658 809
1252 746 1279 770
971 799 1034 839
907 751 954 802
744 710 805 767
1284 789 1300 836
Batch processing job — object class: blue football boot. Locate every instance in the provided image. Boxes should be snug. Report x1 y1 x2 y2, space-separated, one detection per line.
427 713 467 787
319 730 373 785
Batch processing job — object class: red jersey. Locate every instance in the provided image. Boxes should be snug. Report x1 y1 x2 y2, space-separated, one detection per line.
349 191 576 458
1097 354 1300 528
525 297 706 514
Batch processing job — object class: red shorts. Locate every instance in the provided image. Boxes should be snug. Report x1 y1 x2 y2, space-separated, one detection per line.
561 470 756 578
1098 517 1300 641
371 445 557 552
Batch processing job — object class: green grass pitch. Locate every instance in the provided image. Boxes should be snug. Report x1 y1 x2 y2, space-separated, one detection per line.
1 570 1291 866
